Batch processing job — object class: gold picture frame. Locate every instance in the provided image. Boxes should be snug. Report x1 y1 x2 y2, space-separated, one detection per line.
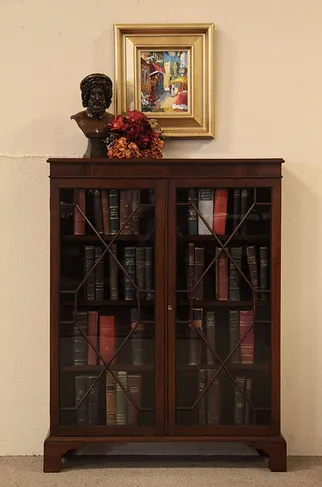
114 23 215 139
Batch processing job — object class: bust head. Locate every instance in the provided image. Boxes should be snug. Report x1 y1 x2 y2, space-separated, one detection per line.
80 73 113 119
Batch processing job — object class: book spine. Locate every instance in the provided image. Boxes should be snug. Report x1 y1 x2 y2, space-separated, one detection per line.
95 246 104 301
206 311 216 365
120 189 133 235
228 247 243 301
73 312 88 366
124 247 136 300
93 190 103 234
75 375 87 425
145 247 154 300
259 246 269 300
198 369 207 425
84 245 95 300
188 188 198 235
246 246 259 297
198 188 214 235
87 375 99 425
213 188 228 235
240 310 254 364
240 189 249 235
229 310 240 364
127 374 142 426
194 247 204 300
109 244 118 300
88 311 98 366
216 248 228 300
74 189 86 235
106 371 117 425
234 376 246 425
101 189 110 235
188 308 203 365
99 315 115 365
244 377 253 425
232 188 241 233
207 370 221 425
131 308 144 365
108 189 119 235
132 189 140 235
116 371 128 426
187 243 195 297
135 247 146 292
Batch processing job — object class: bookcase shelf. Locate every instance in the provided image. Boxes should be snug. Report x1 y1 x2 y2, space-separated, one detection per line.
45 157 286 473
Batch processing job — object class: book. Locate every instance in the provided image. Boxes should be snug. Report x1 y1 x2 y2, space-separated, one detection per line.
93 190 103 234
207 370 221 425
116 371 128 426
135 247 146 293
108 189 119 235
216 248 228 300
99 315 115 366
131 308 145 365
145 247 154 300
198 369 207 425
124 247 136 300
74 189 86 235
213 188 228 235
95 246 104 301
101 189 110 235
188 308 203 365
132 189 140 235
246 246 259 297
234 376 246 425
244 377 253 425
87 375 99 425
75 375 87 425
259 246 269 300
120 189 133 235
127 374 142 426
73 312 88 366
229 310 240 364
187 243 195 297
240 310 254 364
228 247 243 301
240 189 249 235
87 311 98 366
232 188 241 234
109 244 118 300
84 245 95 300
194 247 204 300
198 189 214 235
188 188 198 235
205 311 216 365
106 371 117 425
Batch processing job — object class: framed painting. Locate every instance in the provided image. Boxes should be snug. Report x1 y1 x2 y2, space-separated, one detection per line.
114 23 215 139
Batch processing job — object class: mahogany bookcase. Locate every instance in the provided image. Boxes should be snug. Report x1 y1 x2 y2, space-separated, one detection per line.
44 158 286 472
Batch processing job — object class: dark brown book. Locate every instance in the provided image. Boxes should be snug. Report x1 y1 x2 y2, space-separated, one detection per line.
87 375 99 425
73 312 88 366
132 189 140 235
74 189 86 235
84 245 95 300
216 248 228 300
131 308 144 365
93 190 103 234
124 247 136 300
194 247 204 300
187 243 195 297
88 311 98 366
106 371 117 425
229 310 240 364
244 378 253 425
108 189 119 235
234 376 246 425
145 247 154 300
232 188 241 234
109 244 118 300
101 189 110 235
207 370 221 425
188 308 203 365
198 369 207 425
135 247 145 293
127 374 142 426
75 375 87 425
240 189 249 235
259 246 269 300
228 247 243 301
116 371 128 426
120 189 133 235
95 246 104 301
206 311 216 365
246 246 259 298
240 310 254 364
188 188 198 235
213 188 228 235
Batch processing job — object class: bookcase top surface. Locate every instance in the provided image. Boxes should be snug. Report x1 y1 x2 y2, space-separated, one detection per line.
48 158 284 165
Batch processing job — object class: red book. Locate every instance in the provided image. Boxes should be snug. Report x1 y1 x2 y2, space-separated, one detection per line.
74 189 86 235
216 249 228 300
99 316 115 365
213 189 228 235
240 310 254 364
88 311 98 365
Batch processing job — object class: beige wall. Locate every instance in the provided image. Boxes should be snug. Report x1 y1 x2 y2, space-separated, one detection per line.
1 0 321 455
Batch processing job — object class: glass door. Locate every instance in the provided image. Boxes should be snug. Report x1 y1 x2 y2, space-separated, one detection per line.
56 180 166 435
168 181 275 434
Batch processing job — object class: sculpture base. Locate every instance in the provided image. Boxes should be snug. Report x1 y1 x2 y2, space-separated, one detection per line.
84 138 107 158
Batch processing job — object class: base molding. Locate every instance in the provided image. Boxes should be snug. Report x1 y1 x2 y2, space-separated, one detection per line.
43 433 287 472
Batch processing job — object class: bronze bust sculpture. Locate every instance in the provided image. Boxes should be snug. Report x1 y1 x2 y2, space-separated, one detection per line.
71 73 114 157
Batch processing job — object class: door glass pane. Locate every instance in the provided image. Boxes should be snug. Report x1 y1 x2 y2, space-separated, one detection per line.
58 187 156 428
175 186 271 427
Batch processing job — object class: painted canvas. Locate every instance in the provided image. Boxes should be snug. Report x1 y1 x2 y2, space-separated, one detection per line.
140 51 188 113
